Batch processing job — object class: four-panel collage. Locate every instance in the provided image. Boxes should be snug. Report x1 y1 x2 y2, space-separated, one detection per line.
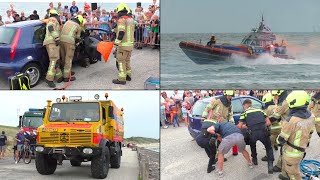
0 0 319 180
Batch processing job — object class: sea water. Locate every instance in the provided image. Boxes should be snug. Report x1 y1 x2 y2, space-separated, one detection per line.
161 33 320 89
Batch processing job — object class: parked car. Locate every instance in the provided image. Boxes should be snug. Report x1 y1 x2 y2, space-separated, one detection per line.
0 20 103 87
188 95 264 139
0 20 49 87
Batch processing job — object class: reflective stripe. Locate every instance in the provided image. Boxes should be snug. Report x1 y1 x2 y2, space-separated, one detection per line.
118 25 125 29
215 105 220 113
316 117 320 122
202 111 208 117
271 122 282 130
204 119 218 124
207 103 214 109
293 130 302 153
284 150 304 158
279 131 290 139
120 42 133 46
245 108 264 114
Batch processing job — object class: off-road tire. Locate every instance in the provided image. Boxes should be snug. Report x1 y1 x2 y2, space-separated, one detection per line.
35 152 57 175
110 148 121 168
70 160 82 166
91 147 110 179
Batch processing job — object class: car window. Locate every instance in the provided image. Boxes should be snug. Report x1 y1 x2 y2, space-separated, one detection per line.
251 98 262 108
191 101 208 117
0 27 17 44
33 25 46 44
232 99 243 114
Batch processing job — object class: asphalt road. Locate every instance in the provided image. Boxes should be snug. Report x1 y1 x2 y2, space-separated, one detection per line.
0 148 139 180
0 48 159 90
161 125 320 180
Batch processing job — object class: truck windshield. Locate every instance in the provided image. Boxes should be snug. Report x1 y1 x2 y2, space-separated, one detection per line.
49 102 100 122
23 116 43 128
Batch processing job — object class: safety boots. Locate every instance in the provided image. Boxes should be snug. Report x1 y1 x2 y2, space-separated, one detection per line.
45 80 56 88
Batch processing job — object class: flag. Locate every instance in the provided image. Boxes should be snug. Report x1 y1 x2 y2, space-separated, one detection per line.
96 42 114 62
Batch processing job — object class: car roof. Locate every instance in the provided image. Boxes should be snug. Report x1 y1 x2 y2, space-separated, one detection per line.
201 95 261 103
2 20 45 28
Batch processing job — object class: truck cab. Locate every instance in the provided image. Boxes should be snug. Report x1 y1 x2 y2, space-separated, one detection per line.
35 94 124 179
20 108 44 135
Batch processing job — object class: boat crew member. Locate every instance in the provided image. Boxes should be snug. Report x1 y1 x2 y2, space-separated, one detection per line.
277 91 315 180
207 36 216 47
237 99 274 174
270 90 290 173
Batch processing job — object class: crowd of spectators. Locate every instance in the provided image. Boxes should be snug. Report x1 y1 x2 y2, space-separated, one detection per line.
160 90 318 129
0 0 160 49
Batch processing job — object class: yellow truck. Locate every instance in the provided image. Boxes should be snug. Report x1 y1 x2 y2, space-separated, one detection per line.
35 94 124 179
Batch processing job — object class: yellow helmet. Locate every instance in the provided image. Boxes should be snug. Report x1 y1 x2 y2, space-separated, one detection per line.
286 91 309 108
49 9 59 16
223 90 235 97
116 3 129 13
262 92 274 103
271 90 284 96
76 15 84 25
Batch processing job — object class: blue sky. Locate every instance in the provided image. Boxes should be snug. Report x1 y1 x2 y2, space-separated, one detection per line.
161 0 320 33
0 91 159 139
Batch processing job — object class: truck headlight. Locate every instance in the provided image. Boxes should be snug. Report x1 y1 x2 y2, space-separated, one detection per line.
36 146 44 152
83 148 93 154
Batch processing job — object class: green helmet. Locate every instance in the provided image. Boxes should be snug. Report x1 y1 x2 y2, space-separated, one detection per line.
223 90 234 97
271 90 284 96
286 91 309 108
262 92 274 103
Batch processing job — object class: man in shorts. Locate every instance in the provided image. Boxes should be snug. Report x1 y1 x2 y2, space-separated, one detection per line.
0 131 7 159
15 128 25 164
207 122 253 178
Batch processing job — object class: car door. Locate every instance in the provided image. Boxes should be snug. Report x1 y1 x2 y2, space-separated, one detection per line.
231 98 244 124
32 24 49 72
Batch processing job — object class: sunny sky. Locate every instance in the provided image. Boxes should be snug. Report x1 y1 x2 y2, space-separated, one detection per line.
161 0 320 33
0 91 160 139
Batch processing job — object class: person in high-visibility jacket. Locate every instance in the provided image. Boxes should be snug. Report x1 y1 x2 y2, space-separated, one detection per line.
277 91 315 180
43 10 63 88
59 15 83 82
261 92 281 161
269 90 290 172
113 3 135 85
308 91 320 138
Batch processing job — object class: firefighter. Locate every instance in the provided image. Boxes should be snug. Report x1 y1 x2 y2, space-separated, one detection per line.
308 91 320 139
269 90 290 173
195 119 217 173
59 15 83 82
237 99 274 174
277 91 315 180
261 92 281 161
113 3 134 85
43 10 63 88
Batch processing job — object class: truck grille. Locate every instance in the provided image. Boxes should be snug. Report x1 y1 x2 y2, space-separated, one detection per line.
40 132 92 144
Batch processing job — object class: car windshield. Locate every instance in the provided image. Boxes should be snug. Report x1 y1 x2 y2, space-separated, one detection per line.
49 102 100 122
0 27 16 44
23 116 43 128
192 101 208 116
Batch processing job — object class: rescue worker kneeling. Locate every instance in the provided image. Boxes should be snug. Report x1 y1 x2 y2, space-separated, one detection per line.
277 91 315 180
43 10 63 88
59 15 83 82
237 99 274 174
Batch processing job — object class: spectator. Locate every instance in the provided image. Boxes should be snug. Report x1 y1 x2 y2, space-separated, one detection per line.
60 11 66 24
0 131 7 159
0 16 4 26
13 14 20 23
49 2 55 10
29 10 40 20
149 15 159 47
84 2 91 12
3 10 13 24
182 97 191 126
135 17 144 49
20 11 26 21
143 16 150 46
160 103 169 129
70 1 79 16
99 9 111 40
63 5 69 14
57 2 63 13
44 8 50 19
15 128 25 164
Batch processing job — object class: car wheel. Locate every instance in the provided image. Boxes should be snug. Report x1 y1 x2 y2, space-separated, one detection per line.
21 63 41 88
89 57 99 64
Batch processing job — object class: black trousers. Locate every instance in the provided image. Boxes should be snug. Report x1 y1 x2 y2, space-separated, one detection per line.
249 130 274 161
196 132 217 166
